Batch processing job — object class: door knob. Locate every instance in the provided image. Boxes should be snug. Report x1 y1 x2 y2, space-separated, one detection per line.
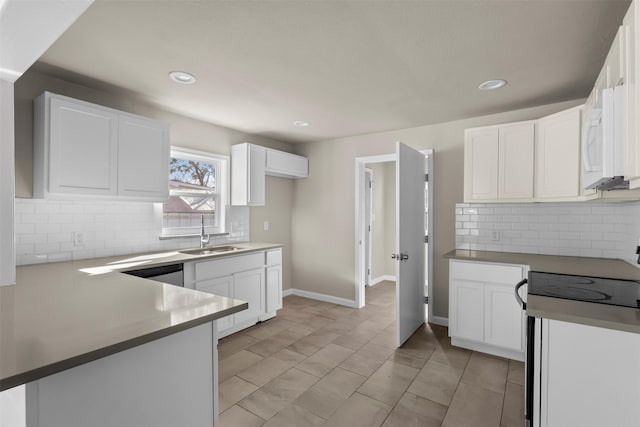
391 253 409 261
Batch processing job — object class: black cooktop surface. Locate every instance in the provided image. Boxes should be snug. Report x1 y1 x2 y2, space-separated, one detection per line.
528 272 640 309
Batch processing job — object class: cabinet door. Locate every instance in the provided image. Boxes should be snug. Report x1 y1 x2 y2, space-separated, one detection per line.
535 108 581 199
484 284 523 352
449 279 484 342
605 27 624 88
117 114 169 199
231 143 266 206
624 5 640 184
233 268 265 325
195 276 233 331
49 96 118 196
266 265 282 312
498 123 534 199
464 128 499 201
540 319 640 427
265 149 308 178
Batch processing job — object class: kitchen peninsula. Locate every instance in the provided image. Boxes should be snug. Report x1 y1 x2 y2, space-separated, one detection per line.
0 246 282 426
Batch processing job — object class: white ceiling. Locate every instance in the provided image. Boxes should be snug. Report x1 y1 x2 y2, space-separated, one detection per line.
32 0 630 143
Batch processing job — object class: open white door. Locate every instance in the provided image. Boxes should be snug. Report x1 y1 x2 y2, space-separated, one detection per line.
395 142 425 347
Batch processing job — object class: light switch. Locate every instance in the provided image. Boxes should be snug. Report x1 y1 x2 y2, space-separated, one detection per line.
263 221 270 231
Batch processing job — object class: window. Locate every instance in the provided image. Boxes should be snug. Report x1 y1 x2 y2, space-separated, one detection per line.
161 147 228 236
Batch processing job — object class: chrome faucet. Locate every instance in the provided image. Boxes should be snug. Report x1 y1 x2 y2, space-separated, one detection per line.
200 214 210 248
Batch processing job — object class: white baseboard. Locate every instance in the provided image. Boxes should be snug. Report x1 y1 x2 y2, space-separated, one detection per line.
282 288 358 308
451 337 524 362
369 275 396 286
428 315 449 327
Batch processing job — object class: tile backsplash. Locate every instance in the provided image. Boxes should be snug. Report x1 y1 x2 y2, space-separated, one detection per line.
455 201 640 266
15 198 249 265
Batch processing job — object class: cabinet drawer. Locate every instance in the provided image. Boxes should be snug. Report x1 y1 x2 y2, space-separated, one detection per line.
450 260 524 285
195 252 264 280
266 249 282 266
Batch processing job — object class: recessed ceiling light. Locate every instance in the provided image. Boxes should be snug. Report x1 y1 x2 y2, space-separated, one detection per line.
478 79 507 90
169 71 196 84
293 121 309 127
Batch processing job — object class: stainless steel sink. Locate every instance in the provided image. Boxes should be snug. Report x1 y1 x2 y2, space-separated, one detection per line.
180 246 244 256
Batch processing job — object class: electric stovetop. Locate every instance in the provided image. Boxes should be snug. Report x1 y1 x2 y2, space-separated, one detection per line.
528 271 640 309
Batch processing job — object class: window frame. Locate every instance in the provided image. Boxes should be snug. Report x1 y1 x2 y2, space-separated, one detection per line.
160 146 229 237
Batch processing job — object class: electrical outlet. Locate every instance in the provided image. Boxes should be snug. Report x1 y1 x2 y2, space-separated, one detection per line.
491 230 500 241
263 221 270 231
73 231 85 247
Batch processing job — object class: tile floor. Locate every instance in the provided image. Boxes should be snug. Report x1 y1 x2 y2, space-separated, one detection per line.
217 281 524 427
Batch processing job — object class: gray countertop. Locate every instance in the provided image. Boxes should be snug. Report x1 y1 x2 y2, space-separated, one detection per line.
0 243 282 391
445 249 640 334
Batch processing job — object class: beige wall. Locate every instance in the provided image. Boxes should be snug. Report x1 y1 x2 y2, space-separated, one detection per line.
13 70 295 284
250 176 293 291
291 99 584 319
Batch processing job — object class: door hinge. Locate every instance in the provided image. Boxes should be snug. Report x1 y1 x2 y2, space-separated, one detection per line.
425 173 429 182
424 235 429 243
369 181 372 188
367 268 370 275
424 296 429 304
368 225 371 232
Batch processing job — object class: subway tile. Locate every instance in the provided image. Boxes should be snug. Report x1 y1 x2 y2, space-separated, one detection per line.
568 223 591 232
35 223 61 234
493 207 512 214
15 202 36 214
578 215 603 224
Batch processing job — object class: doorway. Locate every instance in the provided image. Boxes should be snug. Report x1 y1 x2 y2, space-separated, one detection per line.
354 149 434 324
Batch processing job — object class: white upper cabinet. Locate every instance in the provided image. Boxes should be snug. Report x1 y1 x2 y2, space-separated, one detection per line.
265 148 308 178
535 106 582 200
34 92 169 200
464 122 534 202
231 143 266 206
464 127 499 201
43 95 119 196
624 2 640 186
498 123 535 200
117 114 169 199
231 143 308 206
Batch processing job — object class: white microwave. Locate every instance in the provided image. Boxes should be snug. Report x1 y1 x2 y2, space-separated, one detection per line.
582 85 628 190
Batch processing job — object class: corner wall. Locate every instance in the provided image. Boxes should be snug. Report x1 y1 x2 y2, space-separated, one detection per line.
291 99 584 319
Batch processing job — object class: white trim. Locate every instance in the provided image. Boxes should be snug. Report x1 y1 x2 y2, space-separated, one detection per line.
451 337 524 362
369 275 396 286
429 316 449 327
282 288 294 297
281 288 358 308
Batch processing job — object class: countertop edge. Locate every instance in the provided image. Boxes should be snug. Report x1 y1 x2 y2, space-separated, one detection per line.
0 301 248 391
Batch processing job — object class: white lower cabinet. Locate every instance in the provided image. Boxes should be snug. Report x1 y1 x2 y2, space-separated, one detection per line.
449 259 527 360
195 275 233 331
266 248 283 313
186 248 282 338
536 319 640 427
233 268 265 325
